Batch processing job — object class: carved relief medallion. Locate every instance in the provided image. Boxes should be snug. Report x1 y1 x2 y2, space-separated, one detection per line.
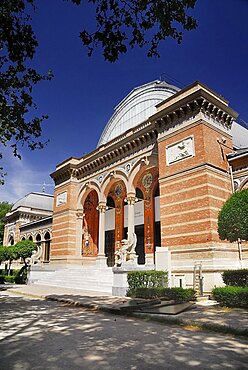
166 136 194 165
114 184 123 198
142 173 153 190
56 191 67 206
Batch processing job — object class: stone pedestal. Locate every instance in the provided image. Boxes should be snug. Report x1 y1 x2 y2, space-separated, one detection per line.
145 253 154 266
155 247 171 286
112 268 129 296
95 255 108 267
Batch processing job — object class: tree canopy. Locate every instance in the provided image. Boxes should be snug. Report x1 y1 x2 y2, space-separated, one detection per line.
15 239 37 266
0 0 197 182
218 189 248 243
74 0 198 62
0 201 12 244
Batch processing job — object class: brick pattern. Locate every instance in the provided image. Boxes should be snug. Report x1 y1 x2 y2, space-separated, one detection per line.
51 181 78 258
158 121 232 252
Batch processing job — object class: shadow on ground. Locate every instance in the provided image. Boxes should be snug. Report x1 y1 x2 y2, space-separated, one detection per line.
0 292 247 370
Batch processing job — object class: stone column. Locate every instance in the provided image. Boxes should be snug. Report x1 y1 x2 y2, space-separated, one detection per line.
126 194 136 237
76 209 84 258
126 193 138 265
96 202 107 267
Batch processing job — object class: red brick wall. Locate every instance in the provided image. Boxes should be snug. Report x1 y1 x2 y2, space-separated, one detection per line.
158 121 233 250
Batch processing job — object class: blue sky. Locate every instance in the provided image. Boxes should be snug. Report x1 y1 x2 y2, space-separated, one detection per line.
1 0 248 203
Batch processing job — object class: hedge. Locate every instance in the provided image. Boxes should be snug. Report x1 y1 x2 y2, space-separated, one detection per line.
4 275 15 284
0 268 27 284
212 286 248 308
128 287 195 302
127 270 168 295
222 269 248 287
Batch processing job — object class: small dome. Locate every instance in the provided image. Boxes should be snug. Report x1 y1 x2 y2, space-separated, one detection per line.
12 192 54 212
97 80 180 147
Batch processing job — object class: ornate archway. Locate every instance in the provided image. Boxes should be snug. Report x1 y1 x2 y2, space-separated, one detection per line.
104 180 127 266
133 167 159 264
82 190 99 256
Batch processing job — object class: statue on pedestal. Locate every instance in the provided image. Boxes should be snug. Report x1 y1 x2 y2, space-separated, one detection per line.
115 232 137 267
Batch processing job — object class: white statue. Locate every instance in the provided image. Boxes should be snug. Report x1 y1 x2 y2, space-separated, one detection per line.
115 232 137 267
29 245 42 265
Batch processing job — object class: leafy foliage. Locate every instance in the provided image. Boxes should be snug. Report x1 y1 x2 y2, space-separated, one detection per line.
0 201 12 244
1 0 198 181
0 244 9 263
15 239 37 266
0 0 53 183
222 269 248 288
72 0 198 62
0 240 36 265
212 286 248 308
127 270 168 295
218 189 248 242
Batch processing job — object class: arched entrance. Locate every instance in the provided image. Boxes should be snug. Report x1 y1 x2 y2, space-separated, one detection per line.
133 167 159 265
82 190 99 256
105 180 126 267
44 232 51 262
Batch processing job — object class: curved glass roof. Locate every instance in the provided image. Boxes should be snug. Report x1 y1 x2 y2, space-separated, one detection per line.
97 80 180 147
12 192 54 212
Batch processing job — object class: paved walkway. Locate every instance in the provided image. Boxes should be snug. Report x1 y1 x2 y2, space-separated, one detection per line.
2 284 248 337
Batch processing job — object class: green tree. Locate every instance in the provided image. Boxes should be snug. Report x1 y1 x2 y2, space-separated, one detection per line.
218 189 248 243
1 0 197 182
15 239 37 268
0 244 9 265
73 0 198 62
0 202 12 244
0 0 52 184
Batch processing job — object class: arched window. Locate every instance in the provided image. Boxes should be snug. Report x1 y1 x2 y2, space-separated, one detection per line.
8 235 14 246
44 232 51 263
135 187 144 202
106 196 115 209
36 234 41 247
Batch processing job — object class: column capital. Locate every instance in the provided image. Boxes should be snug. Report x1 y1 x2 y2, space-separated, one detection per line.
76 209 85 219
97 203 107 213
125 194 136 206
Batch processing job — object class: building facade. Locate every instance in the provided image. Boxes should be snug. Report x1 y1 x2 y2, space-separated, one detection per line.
3 192 53 264
3 80 248 293
48 80 247 292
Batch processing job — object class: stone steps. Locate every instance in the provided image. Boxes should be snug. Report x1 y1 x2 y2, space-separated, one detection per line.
30 266 114 294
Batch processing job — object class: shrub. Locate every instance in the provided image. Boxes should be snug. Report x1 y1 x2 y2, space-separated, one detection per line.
127 270 168 295
4 275 15 284
218 188 248 242
128 286 195 302
15 268 28 284
163 287 196 302
132 287 166 299
212 286 248 308
0 275 5 284
222 269 248 287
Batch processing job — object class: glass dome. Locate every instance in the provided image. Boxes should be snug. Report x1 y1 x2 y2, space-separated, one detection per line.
97 80 179 147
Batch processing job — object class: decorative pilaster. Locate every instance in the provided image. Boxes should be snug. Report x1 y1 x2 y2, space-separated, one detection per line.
126 194 136 238
125 194 138 265
96 203 107 267
76 209 84 257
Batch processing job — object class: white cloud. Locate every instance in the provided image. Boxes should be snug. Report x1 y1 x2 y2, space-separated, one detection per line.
0 148 54 204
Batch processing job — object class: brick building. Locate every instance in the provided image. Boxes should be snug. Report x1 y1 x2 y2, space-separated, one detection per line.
4 80 248 293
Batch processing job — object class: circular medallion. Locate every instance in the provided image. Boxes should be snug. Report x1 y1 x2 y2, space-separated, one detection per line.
142 173 153 189
114 184 123 198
